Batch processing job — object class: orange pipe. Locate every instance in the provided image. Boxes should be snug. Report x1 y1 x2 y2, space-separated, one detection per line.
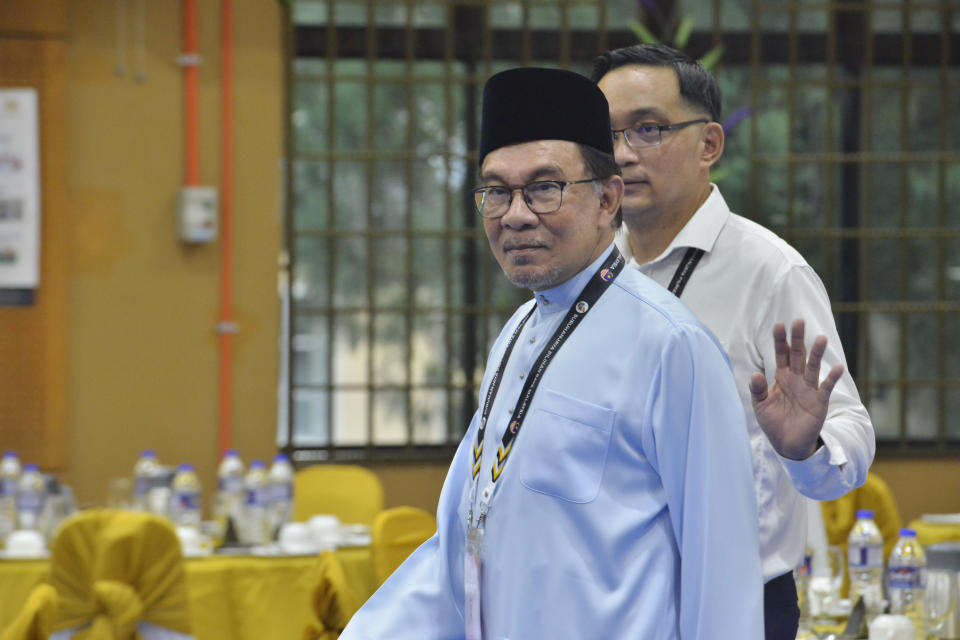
183 0 199 186
218 0 235 455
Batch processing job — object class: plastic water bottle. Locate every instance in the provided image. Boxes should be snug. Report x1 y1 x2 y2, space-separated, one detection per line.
848 509 885 620
267 454 295 539
243 460 270 545
214 449 245 542
16 464 46 532
887 528 926 639
0 452 21 543
131 449 159 512
169 463 202 528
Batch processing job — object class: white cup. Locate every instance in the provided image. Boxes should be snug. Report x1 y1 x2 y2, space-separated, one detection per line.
308 515 340 551
175 525 212 557
5 529 45 557
868 614 916 640
278 522 317 555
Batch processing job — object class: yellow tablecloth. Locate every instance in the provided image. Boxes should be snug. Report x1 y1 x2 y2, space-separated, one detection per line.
0 547 375 640
907 518 960 547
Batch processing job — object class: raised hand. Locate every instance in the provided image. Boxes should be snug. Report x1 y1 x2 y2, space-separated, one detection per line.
748 318 845 460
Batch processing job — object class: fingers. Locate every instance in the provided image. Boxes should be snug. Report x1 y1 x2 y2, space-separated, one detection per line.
818 363 845 404
805 334 828 387
773 322 788 370
749 372 768 404
790 318 806 376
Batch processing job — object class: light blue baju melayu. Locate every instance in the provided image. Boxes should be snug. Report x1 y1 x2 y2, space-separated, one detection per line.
341 244 764 639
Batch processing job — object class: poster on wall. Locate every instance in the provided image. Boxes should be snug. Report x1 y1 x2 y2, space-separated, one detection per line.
0 88 40 306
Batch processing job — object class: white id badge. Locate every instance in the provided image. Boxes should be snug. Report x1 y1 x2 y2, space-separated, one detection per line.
464 525 484 640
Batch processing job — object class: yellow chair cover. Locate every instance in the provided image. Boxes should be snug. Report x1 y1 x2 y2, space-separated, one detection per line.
821 472 903 596
49 509 192 640
0 584 58 640
371 506 436 587
293 465 384 526
302 551 359 640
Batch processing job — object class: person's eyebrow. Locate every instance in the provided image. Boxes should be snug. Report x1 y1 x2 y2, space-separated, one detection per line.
621 107 669 123
480 162 566 185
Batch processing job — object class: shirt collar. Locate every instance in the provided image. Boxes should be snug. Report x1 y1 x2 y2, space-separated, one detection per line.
622 184 731 266
533 242 617 314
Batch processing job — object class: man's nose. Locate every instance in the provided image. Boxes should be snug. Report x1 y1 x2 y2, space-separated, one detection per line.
499 191 539 229
612 131 639 166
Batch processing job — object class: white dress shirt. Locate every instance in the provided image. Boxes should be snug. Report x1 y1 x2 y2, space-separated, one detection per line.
617 186 876 582
341 243 764 639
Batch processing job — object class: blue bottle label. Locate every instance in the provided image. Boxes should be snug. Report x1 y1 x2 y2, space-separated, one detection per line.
246 487 269 507
175 490 201 511
888 566 924 589
0 478 15 497
848 544 883 569
271 483 293 502
218 476 244 493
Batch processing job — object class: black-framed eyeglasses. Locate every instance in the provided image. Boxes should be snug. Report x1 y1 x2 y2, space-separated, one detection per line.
611 118 710 150
471 178 598 219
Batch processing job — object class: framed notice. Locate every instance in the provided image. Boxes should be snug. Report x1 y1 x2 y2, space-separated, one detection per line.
0 88 40 304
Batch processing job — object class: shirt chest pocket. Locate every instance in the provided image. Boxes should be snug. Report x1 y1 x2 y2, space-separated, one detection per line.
517 387 616 504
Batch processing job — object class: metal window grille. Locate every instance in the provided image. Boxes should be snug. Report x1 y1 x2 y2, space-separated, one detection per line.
281 0 960 461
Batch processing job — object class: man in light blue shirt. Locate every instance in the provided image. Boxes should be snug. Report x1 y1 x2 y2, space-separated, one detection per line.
340 67 763 639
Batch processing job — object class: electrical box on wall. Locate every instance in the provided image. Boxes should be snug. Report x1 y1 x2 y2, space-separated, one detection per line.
178 186 218 244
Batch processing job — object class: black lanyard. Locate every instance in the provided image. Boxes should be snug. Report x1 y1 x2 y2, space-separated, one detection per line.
471 247 625 485
667 247 705 298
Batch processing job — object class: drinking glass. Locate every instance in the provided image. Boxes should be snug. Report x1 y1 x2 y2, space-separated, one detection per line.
809 545 845 624
924 569 957 638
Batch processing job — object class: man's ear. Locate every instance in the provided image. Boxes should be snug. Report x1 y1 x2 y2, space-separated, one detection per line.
701 122 725 169
599 175 624 224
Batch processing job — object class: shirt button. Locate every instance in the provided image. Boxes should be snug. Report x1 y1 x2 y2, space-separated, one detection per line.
507 408 514 414
529 337 535 343
519 373 525 379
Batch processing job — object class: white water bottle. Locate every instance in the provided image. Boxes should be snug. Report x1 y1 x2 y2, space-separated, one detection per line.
887 528 926 639
215 449 245 538
17 464 46 532
848 509 885 621
267 454 295 538
243 460 270 545
132 449 159 512
169 463 202 528
0 451 21 542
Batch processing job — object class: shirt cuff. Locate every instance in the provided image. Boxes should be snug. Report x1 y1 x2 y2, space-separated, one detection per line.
777 431 848 493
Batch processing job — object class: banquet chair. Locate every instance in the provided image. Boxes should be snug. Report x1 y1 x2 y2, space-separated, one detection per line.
0 584 58 640
371 506 436 586
48 509 194 640
821 471 903 596
293 465 384 526
302 551 360 640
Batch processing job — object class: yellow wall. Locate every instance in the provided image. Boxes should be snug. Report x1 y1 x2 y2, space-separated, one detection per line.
63 0 283 506
3 0 959 528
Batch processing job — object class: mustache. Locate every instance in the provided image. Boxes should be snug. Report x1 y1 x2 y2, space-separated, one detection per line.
502 240 548 251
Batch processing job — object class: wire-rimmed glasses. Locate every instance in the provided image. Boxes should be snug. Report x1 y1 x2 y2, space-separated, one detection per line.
472 178 598 219
611 118 709 150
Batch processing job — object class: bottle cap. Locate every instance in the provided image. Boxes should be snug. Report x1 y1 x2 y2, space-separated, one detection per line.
177 463 195 472
224 448 240 458
141 449 156 458
250 460 266 469
856 509 874 519
23 463 38 472
273 453 289 463
2 450 17 459
899 528 917 537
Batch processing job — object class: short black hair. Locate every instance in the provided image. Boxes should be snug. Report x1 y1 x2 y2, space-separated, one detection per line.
592 44 722 123
577 143 623 229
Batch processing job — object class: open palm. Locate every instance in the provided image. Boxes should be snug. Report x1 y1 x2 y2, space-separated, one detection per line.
749 319 844 460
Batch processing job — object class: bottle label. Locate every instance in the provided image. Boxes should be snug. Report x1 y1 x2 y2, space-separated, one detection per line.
246 486 269 507
218 476 244 493
271 483 293 503
173 490 201 511
134 476 152 497
18 491 44 513
0 478 15 497
888 566 925 589
848 543 883 569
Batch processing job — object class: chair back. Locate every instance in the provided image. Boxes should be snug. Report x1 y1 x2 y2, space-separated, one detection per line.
302 551 359 640
293 465 384 526
0 584 58 640
370 506 436 586
49 509 192 639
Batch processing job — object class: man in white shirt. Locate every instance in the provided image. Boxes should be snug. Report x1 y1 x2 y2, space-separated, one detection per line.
340 66 764 639
593 44 876 639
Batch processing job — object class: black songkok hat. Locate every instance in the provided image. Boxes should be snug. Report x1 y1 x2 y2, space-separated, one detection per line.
478 67 614 166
